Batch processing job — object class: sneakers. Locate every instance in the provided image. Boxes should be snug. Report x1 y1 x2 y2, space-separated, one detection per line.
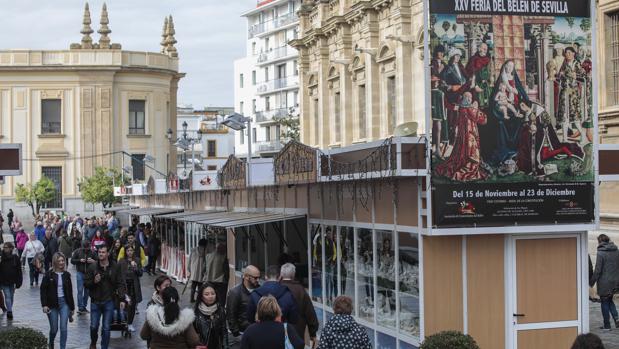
6 311 13 320
599 326 612 331
128 324 135 332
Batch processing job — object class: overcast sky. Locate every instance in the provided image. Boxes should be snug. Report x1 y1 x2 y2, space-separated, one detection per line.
0 0 256 108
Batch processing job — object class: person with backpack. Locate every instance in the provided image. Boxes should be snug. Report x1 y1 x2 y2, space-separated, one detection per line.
71 240 97 314
140 286 200 349
246 265 299 325
240 295 304 349
24 232 45 287
0 242 23 319
40 252 75 349
590 234 619 330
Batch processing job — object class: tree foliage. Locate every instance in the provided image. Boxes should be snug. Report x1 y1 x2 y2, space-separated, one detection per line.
78 167 125 208
15 176 57 217
275 109 300 142
421 331 480 349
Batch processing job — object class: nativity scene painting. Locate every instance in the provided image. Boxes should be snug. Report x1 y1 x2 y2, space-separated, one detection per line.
429 14 594 184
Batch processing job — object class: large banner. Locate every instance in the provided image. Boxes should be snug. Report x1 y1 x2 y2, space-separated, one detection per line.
429 0 595 227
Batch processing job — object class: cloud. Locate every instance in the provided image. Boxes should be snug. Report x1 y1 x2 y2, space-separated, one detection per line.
0 0 256 107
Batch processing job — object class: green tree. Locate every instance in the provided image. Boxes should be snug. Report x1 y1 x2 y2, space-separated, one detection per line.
274 109 300 142
15 176 57 217
78 167 125 208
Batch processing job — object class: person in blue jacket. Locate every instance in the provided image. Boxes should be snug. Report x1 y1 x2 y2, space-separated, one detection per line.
246 265 298 325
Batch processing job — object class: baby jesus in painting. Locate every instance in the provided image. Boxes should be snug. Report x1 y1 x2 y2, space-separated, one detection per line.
495 82 523 120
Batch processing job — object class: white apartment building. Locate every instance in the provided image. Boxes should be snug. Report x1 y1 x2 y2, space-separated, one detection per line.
176 106 235 174
233 0 301 158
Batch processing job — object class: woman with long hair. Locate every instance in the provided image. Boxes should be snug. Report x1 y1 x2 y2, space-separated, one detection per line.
40 252 75 349
193 283 226 349
140 286 200 349
90 230 106 251
118 244 143 332
24 232 45 287
110 239 123 262
148 275 173 306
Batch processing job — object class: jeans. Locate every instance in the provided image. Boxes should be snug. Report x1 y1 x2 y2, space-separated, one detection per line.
75 271 89 310
601 297 619 328
90 300 114 349
48 296 70 349
1 285 15 312
27 257 40 285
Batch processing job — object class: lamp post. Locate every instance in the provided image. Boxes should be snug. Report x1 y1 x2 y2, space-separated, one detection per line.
221 113 252 187
167 121 203 179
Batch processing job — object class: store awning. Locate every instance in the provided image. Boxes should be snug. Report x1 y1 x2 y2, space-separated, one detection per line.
154 210 221 220
104 205 138 212
127 207 183 216
175 211 233 223
196 211 306 229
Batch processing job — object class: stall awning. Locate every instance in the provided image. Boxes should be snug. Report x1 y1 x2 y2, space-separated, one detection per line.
196 211 306 229
127 207 182 216
154 210 222 220
104 205 138 212
175 211 232 223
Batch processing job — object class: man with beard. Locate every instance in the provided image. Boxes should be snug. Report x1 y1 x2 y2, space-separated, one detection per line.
226 265 260 349
441 47 471 145
466 42 492 109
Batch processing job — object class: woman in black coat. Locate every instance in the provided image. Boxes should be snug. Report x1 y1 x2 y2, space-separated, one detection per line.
194 282 227 349
118 244 143 332
40 252 75 349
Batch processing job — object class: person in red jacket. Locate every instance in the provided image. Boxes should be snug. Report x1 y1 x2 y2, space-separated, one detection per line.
90 230 106 252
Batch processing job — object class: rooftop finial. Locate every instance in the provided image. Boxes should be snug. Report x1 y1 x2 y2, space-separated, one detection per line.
98 3 111 49
80 2 94 49
165 15 178 58
160 17 169 54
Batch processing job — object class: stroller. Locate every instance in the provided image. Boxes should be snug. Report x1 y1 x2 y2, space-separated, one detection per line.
111 293 132 339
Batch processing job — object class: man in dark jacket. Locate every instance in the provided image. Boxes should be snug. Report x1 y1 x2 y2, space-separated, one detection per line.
83 218 100 242
280 263 319 348
43 228 59 271
0 242 22 320
226 264 260 349
71 240 97 314
247 265 299 325
146 230 161 275
590 234 619 330
84 245 127 349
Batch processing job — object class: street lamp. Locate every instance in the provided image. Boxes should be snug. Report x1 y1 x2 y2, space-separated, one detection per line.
221 112 252 187
167 121 203 179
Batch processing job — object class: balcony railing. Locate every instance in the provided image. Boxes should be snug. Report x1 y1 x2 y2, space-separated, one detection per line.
257 75 299 94
249 12 297 38
256 140 284 153
42 121 61 134
257 46 294 64
255 107 289 123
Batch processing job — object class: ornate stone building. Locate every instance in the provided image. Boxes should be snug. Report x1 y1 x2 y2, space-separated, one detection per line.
291 0 425 149
0 3 183 216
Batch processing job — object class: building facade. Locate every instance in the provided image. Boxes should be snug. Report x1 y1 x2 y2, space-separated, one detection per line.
234 0 301 158
0 4 182 217
291 0 425 149
176 106 235 173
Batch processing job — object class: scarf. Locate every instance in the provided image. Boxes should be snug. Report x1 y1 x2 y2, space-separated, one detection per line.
198 302 218 317
151 291 164 306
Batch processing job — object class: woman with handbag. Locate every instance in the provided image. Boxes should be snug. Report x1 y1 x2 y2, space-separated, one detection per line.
193 283 226 349
40 252 75 349
240 295 304 349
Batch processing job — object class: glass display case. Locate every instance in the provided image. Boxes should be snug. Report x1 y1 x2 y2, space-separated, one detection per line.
324 225 337 307
311 224 323 302
340 226 355 305
356 228 374 322
376 230 396 329
398 231 420 338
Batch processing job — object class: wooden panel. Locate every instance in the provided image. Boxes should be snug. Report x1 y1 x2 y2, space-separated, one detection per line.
467 235 505 349
309 184 321 219
423 236 463 335
517 327 578 349
599 150 619 175
374 185 394 225
401 143 426 169
323 184 337 221
516 238 578 324
396 178 418 227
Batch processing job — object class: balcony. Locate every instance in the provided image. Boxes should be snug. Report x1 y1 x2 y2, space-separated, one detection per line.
256 139 284 153
257 75 299 95
255 107 289 123
248 12 298 38
257 46 296 65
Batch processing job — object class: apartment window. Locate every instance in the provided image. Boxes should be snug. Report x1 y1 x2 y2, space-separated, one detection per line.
265 67 269 82
265 126 271 141
252 99 257 113
132 154 145 181
607 12 619 105
207 140 216 157
252 128 257 143
387 76 397 133
240 101 244 115
313 98 319 145
240 74 244 88
129 100 146 135
207 165 217 171
41 166 62 209
277 64 286 79
41 99 61 134
266 97 271 111
240 129 245 145
252 71 257 85
288 0 296 13
294 91 299 106
334 92 341 142
358 85 367 139
293 60 298 76
252 42 257 55
275 125 281 140
265 38 270 51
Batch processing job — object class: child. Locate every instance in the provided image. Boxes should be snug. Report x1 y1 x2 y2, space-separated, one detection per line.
495 82 522 120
